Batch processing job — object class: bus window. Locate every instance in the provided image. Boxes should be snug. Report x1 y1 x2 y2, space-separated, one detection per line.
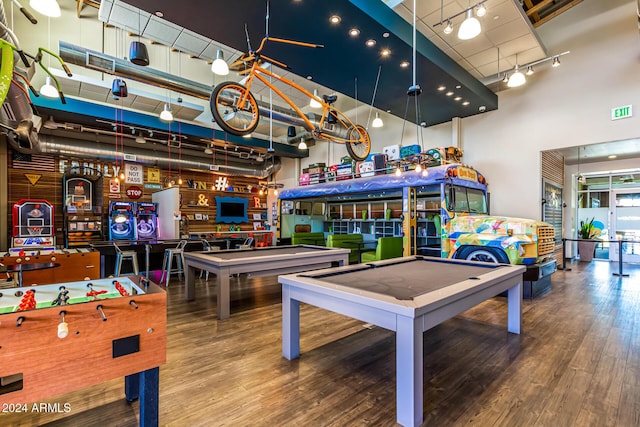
454 187 469 212
468 189 488 214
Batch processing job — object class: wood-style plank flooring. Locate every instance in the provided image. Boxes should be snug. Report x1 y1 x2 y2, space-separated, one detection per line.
1 260 640 426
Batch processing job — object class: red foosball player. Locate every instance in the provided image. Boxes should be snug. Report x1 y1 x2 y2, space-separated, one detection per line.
86 282 108 298
17 289 36 311
113 280 130 296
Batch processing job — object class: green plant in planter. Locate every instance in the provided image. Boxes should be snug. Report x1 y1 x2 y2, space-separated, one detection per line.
579 217 600 240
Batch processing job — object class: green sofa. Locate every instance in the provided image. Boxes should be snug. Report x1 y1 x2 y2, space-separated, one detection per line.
291 232 326 246
361 237 404 263
326 234 363 264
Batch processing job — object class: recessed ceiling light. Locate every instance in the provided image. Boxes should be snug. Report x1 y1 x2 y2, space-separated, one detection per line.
349 28 360 37
445 91 454 96
455 85 461 89
493 15 500 20
386 109 391 113
381 48 391 57
400 61 410 68
608 155 617 159
437 85 446 91
329 15 341 24
454 96 462 101
154 11 164 17
365 39 376 47
462 101 470 106
306 75 313 80
382 32 390 38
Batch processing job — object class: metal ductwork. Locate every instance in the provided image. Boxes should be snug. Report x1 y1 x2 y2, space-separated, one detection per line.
38 134 280 179
59 41 322 130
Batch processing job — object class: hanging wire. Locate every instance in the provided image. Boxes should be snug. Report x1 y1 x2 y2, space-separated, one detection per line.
366 65 382 129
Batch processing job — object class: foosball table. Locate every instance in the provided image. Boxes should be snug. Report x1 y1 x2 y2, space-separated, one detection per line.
0 276 166 426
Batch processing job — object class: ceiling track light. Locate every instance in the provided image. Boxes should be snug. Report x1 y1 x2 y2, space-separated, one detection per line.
494 51 569 85
434 1 486 40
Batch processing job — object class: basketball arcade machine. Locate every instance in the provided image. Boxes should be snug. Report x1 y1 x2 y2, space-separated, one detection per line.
109 201 137 241
63 173 104 248
135 202 159 240
11 199 55 254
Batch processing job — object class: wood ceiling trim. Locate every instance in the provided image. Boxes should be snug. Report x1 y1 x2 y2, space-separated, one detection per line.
532 0 584 28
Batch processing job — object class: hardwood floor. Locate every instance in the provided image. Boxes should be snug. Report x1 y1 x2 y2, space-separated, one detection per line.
2 260 640 426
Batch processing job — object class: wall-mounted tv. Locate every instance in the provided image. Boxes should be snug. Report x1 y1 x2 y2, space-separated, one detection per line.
215 196 248 224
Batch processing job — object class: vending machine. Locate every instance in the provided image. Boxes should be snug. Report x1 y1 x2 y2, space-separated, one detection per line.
108 201 137 240
135 202 159 240
11 199 55 249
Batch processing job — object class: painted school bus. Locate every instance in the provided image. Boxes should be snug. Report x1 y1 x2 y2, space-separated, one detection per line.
278 163 556 267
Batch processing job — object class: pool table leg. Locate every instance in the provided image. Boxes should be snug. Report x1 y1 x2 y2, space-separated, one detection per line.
282 284 300 360
396 315 423 427
184 264 198 301
507 281 522 334
217 267 231 320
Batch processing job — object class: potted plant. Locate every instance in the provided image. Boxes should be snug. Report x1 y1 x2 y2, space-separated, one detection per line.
578 217 599 262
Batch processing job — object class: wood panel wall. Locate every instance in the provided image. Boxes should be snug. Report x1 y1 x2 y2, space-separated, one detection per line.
5 150 268 248
541 150 565 265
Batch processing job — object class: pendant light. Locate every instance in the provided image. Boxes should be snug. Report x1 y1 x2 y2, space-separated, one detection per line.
458 9 481 40
372 112 383 128
309 89 322 108
507 54 526 88
211 49 229 75
130 8 150 66
298 137 307 150
29 0 60 17
160 104 173 121
40 76 58 97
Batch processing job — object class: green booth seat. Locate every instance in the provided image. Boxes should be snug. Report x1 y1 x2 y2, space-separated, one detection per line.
291 232 326 246
361 237 404 263
326 234 363 264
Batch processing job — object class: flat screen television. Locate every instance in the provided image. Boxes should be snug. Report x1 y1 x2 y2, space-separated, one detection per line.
215 196 248 224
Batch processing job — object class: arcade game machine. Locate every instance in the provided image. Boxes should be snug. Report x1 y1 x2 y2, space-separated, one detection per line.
109 201 137 240
135 202 159 240
63 174 104 248
11 199 55 255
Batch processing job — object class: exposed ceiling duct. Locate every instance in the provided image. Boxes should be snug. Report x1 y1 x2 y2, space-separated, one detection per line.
58 41 321 131
37 134 280 179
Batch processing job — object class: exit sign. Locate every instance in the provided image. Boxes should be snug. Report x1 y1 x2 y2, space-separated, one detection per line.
611 105 632 120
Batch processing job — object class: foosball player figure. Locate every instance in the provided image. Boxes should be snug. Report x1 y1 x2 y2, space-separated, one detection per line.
113 280 130 296
52 286 70 306
17 289 36 311
86 282 107 298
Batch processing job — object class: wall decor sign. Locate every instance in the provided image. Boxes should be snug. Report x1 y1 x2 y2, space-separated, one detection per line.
24 173 42 185
148 167 161 183
126 186 143 199
125 163 144 184
109 179 120 194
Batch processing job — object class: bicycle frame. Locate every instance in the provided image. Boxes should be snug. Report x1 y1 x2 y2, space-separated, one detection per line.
238 37 363 145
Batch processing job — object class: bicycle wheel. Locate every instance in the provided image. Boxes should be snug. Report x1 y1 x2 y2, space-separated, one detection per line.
210 82 260 136
345 125 371 161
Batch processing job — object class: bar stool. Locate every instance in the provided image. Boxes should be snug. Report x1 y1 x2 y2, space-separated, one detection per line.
160 240 187 286
199 239 220 280
114 242 139 276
